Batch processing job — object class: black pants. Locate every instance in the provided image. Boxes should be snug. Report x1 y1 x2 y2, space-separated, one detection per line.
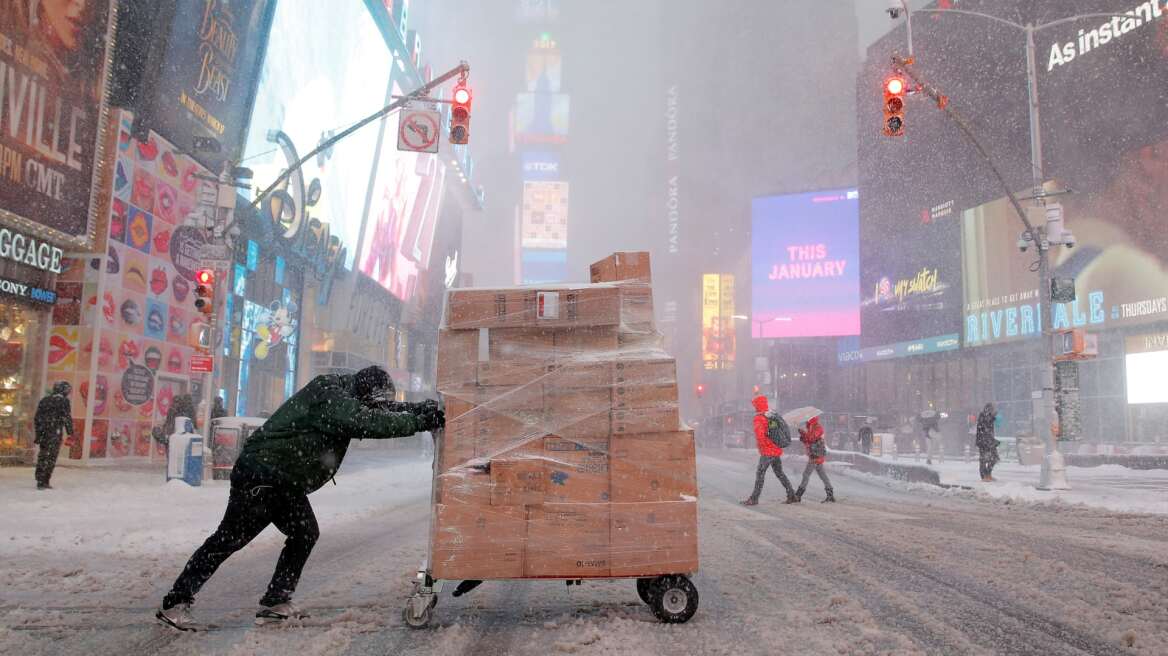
34 438 62 487
163 469 319 609
749 455 794 501
797 460 833 496
979 449 999 479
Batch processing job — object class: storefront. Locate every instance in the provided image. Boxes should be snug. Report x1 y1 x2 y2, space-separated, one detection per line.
0 257 58 462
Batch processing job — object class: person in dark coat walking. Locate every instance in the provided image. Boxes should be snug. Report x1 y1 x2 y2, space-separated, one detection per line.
156 366 444 631
858 422 874 455
34 382 73 490
976 403 1000 482
742 396 796 505
795 415 835 503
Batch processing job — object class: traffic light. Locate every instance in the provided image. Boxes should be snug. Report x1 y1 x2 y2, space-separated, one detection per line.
449 81 472 145
194 269 214 317
695 383 706 398
883 74 907 137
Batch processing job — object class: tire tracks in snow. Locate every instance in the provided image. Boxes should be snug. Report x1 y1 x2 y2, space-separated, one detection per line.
701 455 1132 655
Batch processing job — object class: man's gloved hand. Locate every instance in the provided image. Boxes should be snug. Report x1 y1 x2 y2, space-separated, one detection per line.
413 400 444 432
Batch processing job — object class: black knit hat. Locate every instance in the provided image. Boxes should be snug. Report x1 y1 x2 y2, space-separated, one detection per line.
354 366 393 403
52 381 72 397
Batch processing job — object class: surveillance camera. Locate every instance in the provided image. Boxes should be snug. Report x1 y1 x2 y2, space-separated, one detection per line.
1017 237 1029 253
1063 232 1076 249
887 0 904 18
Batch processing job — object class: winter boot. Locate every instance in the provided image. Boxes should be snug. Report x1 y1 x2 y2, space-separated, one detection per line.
741 498 758 506
156 603 197 631
783 493 799 504
823 490 836 503
794 487 805 503
255 601 308 625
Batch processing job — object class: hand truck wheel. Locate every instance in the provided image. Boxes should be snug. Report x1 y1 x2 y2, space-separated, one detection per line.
402 602 433 629
647 575 699 624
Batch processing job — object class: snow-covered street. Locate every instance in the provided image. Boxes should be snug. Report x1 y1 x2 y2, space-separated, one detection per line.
2 448 1165 655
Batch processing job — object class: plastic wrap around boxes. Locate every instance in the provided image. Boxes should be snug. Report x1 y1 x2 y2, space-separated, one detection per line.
432 252 699 580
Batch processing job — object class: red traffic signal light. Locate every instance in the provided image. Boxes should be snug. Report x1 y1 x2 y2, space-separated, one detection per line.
449 81 472 145
695 383 706 398
194 268 214 317
883 74 907 137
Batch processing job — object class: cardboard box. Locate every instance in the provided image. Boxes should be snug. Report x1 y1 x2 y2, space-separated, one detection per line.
488 327 556 361
526 504 611 577
546 387 611 421
476 384 545 415
474 416 544 458
435 467 493 506
620 286 654 325
610 501 698 577
610 432 697 503
477 360 549 387
554 326 620 358
543 435 610 453
612 383 679 411
543 450 610 503
617 323 665 353
443 392 481 454
612 406 680 434
431 504 527 580
489 454 547 505
612 357 677 386
556 410 612 441
542 361 612 389
437 329 479 391
533 287 621 328
590 251 652 284
446 289 534 329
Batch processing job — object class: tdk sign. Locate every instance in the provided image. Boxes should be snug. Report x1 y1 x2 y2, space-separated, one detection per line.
522 152 560 181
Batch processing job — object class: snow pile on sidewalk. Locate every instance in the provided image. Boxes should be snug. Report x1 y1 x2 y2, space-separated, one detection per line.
858 454 1168 515
0 453 432 557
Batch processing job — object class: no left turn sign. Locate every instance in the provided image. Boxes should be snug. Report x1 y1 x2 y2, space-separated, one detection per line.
398 107 441 153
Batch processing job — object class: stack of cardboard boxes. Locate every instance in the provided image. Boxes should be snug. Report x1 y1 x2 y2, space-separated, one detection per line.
431 252 699 580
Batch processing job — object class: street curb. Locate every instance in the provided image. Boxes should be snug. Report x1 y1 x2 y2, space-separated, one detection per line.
828 452 942 486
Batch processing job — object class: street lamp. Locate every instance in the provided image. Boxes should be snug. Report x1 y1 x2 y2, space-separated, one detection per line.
886 6 1133 491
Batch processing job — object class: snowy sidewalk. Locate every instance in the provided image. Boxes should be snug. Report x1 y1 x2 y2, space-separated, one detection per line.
853 452 1168 515
0 452 433 559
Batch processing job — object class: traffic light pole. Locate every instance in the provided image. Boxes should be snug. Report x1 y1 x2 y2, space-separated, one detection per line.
247 61 469 214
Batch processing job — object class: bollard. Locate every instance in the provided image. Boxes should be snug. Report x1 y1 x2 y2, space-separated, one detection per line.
964 444 971 463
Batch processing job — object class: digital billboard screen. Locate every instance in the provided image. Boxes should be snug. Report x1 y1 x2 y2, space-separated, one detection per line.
751 189 860 338
358 84 448 302
242 1 393 269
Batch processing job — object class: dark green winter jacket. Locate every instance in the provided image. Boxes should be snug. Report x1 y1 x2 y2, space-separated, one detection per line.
236 374 423 493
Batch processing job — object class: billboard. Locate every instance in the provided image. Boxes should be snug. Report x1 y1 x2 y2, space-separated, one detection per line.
526 47 562 93
514 92 569 145
520 248 566 284
136 0 274 173
961 139 1168 347
520 180 568 249
242 1 393 269
751 189 860 338
0 0 116 250
1125 332 1168 405
701 273 735 370
358 82 448 302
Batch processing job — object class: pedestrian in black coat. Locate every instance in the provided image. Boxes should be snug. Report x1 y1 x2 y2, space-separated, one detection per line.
34 382 74 490
976 403 1000 482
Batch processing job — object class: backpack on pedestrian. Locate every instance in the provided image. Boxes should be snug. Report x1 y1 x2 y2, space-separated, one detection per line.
765 412 792 449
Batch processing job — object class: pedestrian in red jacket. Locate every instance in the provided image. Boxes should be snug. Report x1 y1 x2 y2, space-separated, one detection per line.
742 396 796 505
795 416 835 503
